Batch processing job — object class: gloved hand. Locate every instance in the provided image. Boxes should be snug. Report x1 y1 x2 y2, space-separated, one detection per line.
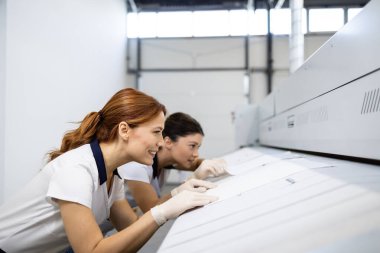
170 178 217 196
191 158 228 180
150 190 218 225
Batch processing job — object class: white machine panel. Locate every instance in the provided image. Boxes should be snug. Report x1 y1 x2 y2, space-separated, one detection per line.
275 0 380 114
259 0 380 160
158 147 380 253
260 70 380 160
259 92 275 121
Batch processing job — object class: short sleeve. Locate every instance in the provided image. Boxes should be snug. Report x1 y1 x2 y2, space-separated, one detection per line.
111 177 125 202
47 165 94 208
118 162 151 184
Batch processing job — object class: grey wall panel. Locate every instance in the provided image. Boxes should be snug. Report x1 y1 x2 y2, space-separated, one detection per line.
139 71 247 158
141 38 245 69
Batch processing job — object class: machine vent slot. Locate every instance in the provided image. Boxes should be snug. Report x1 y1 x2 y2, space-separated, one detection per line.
361 88 380 114
287 115 295 128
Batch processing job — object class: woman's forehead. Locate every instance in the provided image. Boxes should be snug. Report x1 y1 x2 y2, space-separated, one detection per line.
177 133 203 142
140 112 165 128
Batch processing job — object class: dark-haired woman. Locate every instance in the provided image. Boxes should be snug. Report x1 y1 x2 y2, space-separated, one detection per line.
0 89 217 253
119 112 228 213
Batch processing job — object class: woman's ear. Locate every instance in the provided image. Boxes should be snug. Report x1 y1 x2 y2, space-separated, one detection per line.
164 136 173 149
118 121 130 141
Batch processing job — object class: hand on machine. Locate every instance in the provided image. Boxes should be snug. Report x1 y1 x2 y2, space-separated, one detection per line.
170 178 216 196
151 159 228 226
191 158 229 180
151 190 218 225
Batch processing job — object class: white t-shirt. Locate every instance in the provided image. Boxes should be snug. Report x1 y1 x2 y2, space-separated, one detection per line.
118 157 168 207
0 142 124 253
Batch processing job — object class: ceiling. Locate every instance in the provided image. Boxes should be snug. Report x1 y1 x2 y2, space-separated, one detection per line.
129 0 370 12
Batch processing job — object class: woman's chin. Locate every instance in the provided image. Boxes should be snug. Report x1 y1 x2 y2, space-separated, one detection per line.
146 157 155 165
178 162 192 169
135 157 154 166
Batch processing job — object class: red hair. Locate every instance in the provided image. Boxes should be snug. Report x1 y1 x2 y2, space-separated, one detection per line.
48 88 166 161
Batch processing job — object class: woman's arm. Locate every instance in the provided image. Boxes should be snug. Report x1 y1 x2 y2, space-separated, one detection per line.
109 199 138 231
58 199 158 253
127 177 218 213
127 180 171 213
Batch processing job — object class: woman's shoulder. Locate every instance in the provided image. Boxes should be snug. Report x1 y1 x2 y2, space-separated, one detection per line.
118 162 153 182
44 144 95 174
52 144 92 162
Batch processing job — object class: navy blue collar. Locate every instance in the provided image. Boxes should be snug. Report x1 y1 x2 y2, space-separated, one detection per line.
90 139 121 185
152 154 159 179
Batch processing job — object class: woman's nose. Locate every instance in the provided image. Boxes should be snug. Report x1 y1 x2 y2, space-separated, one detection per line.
157 135 164 147
193 148 199 157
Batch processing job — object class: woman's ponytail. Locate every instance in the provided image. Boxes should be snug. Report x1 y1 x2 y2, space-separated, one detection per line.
47 88 166 161
48 111 101 161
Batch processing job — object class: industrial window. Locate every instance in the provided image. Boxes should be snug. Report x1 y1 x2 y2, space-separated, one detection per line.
135 12 157 37
229 10 249 36
309 8 344 32
248 9 268 35
157 11 193 37
127 7 360 38
270 8 307 35
193 10 230 37
348 8 362 21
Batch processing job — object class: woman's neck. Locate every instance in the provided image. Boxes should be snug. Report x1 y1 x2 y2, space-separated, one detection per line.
99 141 124 177
156 147 175 169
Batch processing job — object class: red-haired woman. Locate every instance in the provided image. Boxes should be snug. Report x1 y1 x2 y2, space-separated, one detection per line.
0 88 217 253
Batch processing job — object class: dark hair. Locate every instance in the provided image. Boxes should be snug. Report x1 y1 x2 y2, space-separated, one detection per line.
48 88 166 161
162 112 204 142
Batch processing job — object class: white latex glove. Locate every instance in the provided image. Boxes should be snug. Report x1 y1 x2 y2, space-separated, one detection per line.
151 190 218 225
170 178 216 196
191 158 228 180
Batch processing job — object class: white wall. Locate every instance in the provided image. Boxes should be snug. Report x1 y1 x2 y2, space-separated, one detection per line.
129 34 331 160
135 37 249 158
1 0 128 204
140 71 247 158
0 0 6 203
